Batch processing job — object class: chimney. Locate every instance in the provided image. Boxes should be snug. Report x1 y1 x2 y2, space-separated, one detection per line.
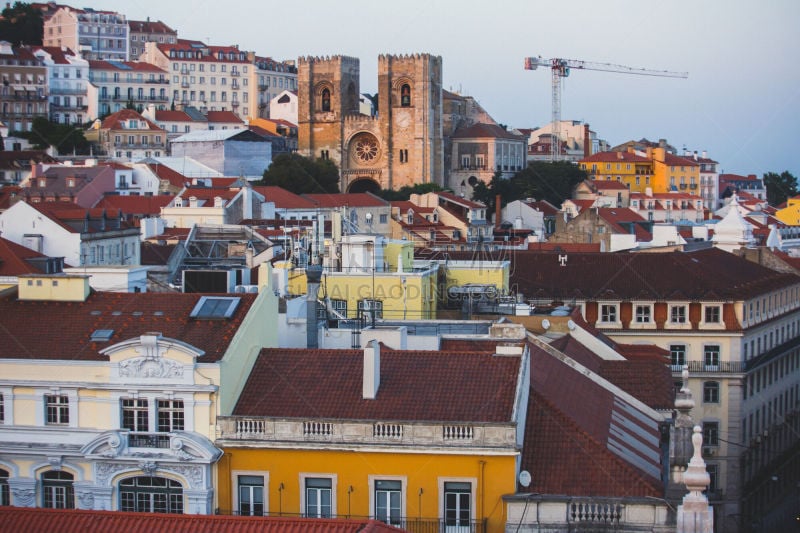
702 150 707 159
306 266 323 349
363 340 380 399
583 123 591 157
693 150 698 161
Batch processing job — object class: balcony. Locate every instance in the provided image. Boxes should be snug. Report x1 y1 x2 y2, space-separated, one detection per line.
230 70 240 77
128 432 171 448
671 360 747 374
49 87 87 95
213 513 486 532
690 184 698 189
145 78 169 84
218 417 516 449
181 81 190 88
231 82 240 90
50 103 89 111
258 84 268 91
679 184 688 190
231 100 240 107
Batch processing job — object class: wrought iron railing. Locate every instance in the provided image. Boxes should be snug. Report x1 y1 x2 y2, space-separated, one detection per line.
128 433 171 448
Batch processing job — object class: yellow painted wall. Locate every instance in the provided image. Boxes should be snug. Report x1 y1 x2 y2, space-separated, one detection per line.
776 197 800 225
218 447 515 532
18 275 90 302
441 262 509 304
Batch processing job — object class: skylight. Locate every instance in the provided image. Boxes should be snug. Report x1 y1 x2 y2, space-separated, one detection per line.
189 296 241 319
90 329 114 342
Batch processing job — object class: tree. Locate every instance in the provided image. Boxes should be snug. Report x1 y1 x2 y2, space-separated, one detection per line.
376 182 444 201
259 153 339 194
763 171 798 206
0 2 44 45
471 162 588 217
14 117 91 155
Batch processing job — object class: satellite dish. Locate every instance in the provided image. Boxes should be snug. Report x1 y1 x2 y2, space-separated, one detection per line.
518 470 532 488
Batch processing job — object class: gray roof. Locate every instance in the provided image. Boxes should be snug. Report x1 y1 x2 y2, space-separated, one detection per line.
171 128 264 143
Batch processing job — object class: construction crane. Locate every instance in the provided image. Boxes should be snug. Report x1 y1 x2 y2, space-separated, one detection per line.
524 56 688 161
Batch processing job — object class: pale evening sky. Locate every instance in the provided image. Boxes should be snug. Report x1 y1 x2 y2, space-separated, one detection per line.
78 0 800 179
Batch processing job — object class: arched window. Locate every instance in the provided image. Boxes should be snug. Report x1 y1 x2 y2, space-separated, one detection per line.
120 476 183 514
400 84 411 107
0 468 9 506
321 88 331 112
42 471 74 509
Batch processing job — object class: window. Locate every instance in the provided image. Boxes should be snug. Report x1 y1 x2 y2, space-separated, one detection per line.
704 346 720 369
379 214 388 224
122 398 149 432
670 345 686 370
358 299 383 322
400 84 411 107
444 481 472 529
237 475 264 516
305 477 332 518
703 381 720 403
119 476 183 513
705 463 718 493
46 394 69 425
157 399 184 432
42 471 74 509
670 305 687 324
321 88 331 112
704 305 721 323
702 421 719 447
374 479 402 526
600 304 617 323
190 296 240 318
634 305 651 323
0 468 8 506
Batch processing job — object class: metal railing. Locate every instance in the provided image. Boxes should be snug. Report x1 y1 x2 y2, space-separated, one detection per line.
214 511 486 532
128 433 171 448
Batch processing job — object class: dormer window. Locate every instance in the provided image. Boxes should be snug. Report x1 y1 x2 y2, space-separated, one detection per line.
406 211 413 224
67 178 75 188
38 178 46 187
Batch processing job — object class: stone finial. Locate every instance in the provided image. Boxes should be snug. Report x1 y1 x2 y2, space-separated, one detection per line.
676 425 714 533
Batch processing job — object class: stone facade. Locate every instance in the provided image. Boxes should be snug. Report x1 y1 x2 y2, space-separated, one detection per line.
298 54 445 192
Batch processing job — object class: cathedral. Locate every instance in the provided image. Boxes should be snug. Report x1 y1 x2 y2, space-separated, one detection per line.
298 53 444 193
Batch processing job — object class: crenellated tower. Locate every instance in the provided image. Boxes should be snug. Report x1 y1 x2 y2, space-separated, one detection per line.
297 55 361 167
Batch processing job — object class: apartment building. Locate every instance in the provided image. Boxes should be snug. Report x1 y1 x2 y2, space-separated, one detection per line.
0 41 48 132
88 60 168 117
43 6 128 61
128 18 177 61
33 46 92 125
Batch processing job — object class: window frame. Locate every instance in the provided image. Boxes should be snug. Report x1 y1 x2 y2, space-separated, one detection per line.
157 399 185 432
669 303 688 326
438 477 475 529
121 398 149 432
703 381 720 404
232 470 268 517
45 394 70 426
369 475 406 526
704 345 721 370
702 421 719 447
633 303 653 326
702 304 722 326
118 475 183 514
41 470 75 509
669 344 687 371
0 468 8 506
300 473 337 518
598 302 619 326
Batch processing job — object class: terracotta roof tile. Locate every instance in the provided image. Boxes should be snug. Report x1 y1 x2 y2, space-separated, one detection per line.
580 151 650 163
206 111 245 124
303 193 388 208
251 187 317 209
0 507 402 533
95 194 174 215
452 123 526 141
0 236 50 276
0 291 256 362
233 347 521 423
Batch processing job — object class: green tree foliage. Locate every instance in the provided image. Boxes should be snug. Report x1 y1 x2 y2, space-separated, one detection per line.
0 2 44 45
14 117 91 155
259 153 340 194
471 162 588 212
376 182 444 201
763 171 798 206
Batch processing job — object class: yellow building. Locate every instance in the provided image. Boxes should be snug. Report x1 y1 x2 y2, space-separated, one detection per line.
216 341 530 532
578 151 653 194
647 147 701 195
775 195 800 225
0 268 277 513
280 235 439 320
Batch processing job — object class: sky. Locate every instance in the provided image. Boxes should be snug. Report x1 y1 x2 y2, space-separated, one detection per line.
77 0 800 178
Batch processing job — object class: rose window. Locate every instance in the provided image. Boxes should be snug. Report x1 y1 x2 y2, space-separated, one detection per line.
355 137 379 162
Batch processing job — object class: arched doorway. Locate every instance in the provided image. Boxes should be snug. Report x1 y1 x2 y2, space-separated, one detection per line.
348 178 381 194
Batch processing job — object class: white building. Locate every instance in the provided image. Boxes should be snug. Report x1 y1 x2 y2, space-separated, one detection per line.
268 90 297 125
33 46 93 125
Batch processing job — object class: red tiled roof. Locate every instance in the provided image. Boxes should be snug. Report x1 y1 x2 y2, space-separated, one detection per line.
206 111 244 123
179 186 238 202
26 202 134 234
0 236 49 276
451 122 525 141
95 194 174 215
660 152 698 167
251 187 316 209
590 179 629 190
509 248 799 302
233 347 521 423
100 109 164 131
0 291 256 362
0 185 24 210
0 507 402 533
580 151 650 163
148 163 189 188
520 389 663 497
155 110 194 122
303 193 388 208
128 19 176 34
88 60 166 73
526 242 602 252
436 191 485 209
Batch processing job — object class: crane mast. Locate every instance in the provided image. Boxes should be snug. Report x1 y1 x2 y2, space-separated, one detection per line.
524 56 688 162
